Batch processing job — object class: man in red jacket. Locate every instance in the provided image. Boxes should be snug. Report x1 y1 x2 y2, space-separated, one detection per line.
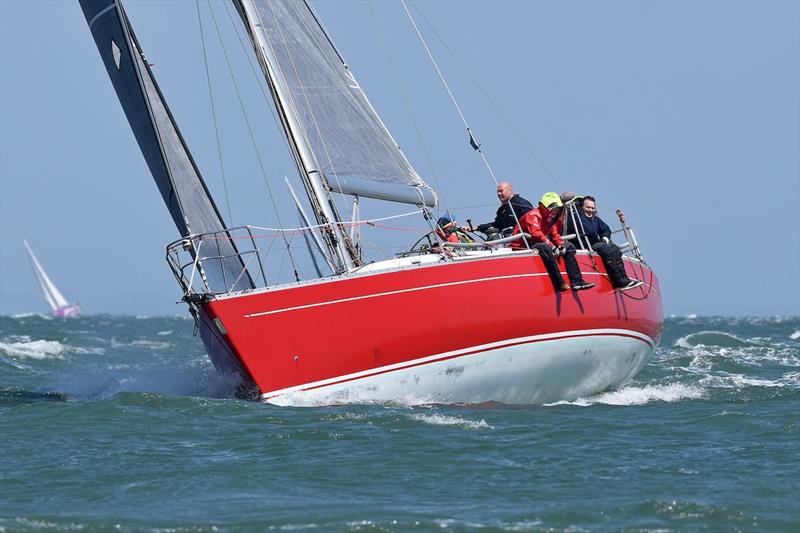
512 192 595 292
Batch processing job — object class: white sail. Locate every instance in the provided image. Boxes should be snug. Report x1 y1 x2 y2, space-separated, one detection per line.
236 0 437 208
23 240 70 312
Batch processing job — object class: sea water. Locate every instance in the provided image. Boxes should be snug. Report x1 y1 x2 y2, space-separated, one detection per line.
1 314 798 531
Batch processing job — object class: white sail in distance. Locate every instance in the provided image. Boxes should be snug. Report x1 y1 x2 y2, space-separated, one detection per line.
235 0 437 208
23 240 70 312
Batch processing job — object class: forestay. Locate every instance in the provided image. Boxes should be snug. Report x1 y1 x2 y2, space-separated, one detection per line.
236 0 437 208
79 0 252 293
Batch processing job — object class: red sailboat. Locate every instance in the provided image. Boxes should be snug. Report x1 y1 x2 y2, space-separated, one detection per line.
79 0 662 405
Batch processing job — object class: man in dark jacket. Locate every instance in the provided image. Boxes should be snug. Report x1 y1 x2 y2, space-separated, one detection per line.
476 182 533 239
574 196 642 291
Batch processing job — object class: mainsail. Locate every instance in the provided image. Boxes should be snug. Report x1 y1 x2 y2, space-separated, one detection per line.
235 0 437 208
79 0 252 293
23 240 70 312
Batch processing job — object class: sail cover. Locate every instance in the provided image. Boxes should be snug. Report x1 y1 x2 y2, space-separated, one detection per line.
238 0 437 207
79 0 252 293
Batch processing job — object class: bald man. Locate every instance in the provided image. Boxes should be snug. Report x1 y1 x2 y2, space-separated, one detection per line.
476 182 533 238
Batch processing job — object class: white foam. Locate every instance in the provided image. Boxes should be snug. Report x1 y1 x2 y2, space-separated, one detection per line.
408 413 493 430
323 412 370 422
0 339 66 359
790 331 800 340
10 312 48 319
700 374 786 389
130 340 171 350
674 330 750 349
157 330 172 336
783 372 800 387
547 383 705 406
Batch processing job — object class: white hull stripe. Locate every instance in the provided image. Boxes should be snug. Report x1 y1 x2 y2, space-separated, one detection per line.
261 328 656 400
244 272 547 318
243 271 653 318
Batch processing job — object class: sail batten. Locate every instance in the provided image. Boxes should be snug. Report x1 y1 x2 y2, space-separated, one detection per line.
238 0 437 208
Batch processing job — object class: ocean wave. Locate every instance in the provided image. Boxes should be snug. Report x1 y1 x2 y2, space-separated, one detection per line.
47 363 240 401
675 331 756 349
547 383 705 407
322 412 371 422
0 339 67 359
790 331 800 340
699 373 790 389
130 340 172 350
682 344 800 371
408 413 493 430
0 339 104 360
10 312 50 319
783 372 800 388
0 353 33 370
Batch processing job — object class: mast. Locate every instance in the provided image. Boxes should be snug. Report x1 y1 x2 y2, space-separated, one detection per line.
235 0 357 272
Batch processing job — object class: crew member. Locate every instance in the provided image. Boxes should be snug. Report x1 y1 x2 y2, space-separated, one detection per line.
573 196 642 291
476 182 533 239
512 192 595 292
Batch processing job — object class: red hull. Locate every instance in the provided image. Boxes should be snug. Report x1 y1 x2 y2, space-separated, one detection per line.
199 251 663 403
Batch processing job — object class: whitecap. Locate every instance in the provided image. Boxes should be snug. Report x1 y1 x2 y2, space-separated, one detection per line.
783 372 800 388
790 331 800 340
157 330 173 336
0 339 66 359
323 412 370 422
674 331 752 349
408 413 493 430
700 374 785 389
546 383 705 406
129 340 172 350
686 313 697 319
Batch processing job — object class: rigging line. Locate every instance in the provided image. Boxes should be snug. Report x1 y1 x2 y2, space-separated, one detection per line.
205 0 301 278
246 208 425 234
408 5 561 189
195 0 233 225
367 0 446 208
221 0 298 170
401 0 531 250
399 1 497 182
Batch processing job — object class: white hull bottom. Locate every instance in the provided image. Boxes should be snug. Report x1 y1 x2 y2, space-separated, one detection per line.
263 330 655 407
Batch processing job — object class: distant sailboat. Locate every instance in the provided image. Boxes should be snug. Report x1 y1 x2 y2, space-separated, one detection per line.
23 240 81 318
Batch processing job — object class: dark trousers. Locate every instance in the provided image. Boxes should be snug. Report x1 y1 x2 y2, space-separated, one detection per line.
532 242 584 289
591 241 631 287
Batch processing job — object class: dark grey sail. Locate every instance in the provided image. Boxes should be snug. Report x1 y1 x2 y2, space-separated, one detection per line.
79 0 252 293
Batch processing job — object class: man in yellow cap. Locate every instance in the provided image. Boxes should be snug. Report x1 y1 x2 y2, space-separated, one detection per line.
511 192 595 292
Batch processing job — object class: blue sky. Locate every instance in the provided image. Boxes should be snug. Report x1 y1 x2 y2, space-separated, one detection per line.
1 0 798 316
